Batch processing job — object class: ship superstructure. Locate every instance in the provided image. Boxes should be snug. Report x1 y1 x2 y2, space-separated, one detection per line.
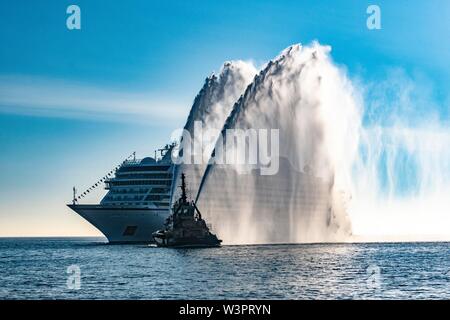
68 144 175 243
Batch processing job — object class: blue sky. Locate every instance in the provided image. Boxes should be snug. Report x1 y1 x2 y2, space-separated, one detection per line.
0 0 449 236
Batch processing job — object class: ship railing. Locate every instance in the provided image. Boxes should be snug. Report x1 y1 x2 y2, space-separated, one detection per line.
121 159 143 166
73 151 136 203
121 157 173 166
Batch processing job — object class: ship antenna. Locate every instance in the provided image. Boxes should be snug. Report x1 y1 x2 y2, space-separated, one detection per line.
180 173 187 204
72 186 77 205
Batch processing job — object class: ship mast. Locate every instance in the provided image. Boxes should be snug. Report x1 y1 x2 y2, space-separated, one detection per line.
180 173 187 204
72 186 77 205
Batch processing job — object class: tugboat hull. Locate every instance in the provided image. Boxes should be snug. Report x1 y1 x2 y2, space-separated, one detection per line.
152 231 221 248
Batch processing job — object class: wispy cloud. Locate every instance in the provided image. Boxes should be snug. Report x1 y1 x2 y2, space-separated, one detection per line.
0 75 189 124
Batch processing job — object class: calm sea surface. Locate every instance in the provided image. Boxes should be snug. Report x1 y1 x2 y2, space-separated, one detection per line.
0 238 448 299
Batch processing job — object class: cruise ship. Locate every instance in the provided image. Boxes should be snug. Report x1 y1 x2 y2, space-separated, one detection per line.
68 144 175 243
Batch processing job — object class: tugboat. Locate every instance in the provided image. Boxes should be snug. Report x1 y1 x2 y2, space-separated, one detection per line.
152 173 222 248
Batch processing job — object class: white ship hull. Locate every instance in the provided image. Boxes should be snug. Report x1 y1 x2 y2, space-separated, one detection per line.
68 204 169 243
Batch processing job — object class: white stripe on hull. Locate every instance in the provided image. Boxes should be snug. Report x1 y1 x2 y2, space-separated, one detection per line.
68 205 168 243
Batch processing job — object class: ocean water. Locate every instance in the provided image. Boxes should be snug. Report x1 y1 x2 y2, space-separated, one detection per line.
0 238 448 300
